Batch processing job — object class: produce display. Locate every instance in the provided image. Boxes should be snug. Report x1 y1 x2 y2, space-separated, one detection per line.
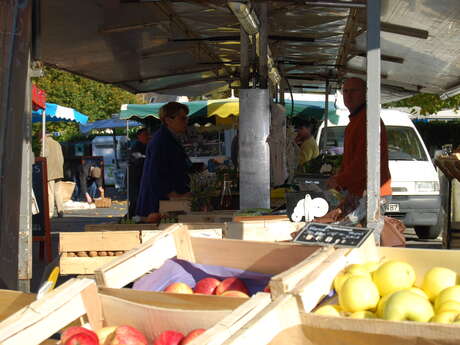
162 276 269 298
61 325 207 345
64 251 126 257
315 260 460 324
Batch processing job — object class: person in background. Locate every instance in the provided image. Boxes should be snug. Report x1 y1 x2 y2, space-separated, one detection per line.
128 128 150 218
39 131 65 218
327 77 391 217
136 102 192 223
79 160 104 204
295 120 320 167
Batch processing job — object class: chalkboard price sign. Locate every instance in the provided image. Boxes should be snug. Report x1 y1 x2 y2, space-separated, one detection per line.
293 222 373 248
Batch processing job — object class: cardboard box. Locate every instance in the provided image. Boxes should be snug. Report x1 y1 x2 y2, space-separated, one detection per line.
0 278 271 345
95 224 334 300
223 242 460 345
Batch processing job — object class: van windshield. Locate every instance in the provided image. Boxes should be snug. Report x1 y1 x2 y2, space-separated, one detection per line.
319 125 428 161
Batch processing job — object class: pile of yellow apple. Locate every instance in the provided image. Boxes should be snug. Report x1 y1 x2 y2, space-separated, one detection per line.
314 260 460 324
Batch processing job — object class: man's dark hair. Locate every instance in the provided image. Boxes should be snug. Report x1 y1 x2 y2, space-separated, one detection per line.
295 120 314 130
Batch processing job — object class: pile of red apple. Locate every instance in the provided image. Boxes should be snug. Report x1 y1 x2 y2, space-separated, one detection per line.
164 276 254 297
60 325 206 345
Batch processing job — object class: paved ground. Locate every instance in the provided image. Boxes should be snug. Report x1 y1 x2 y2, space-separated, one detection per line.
29 193 443 292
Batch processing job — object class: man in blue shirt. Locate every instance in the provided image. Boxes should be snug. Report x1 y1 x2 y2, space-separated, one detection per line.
136 102 191 223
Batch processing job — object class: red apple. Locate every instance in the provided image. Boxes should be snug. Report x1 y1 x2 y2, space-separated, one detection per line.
220 290 249 298
263 285 271 293
65 333 99 345
180 329 206 345
62 326 99 345
194 278 221 295
215 277 248 296
110 325 148 345
164 282 193 294
153 330 184 345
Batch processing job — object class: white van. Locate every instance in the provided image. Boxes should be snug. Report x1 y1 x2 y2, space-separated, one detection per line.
316 109 441 239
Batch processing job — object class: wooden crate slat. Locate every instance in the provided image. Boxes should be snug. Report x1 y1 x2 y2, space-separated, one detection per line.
60 256 121 275
59 231 141 252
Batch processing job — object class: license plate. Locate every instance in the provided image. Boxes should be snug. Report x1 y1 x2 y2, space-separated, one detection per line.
385 203 400 212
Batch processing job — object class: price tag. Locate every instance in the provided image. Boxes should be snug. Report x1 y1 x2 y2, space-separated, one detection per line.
293 222 373 248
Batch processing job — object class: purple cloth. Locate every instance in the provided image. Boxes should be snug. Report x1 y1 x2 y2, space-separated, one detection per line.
133 258 272 296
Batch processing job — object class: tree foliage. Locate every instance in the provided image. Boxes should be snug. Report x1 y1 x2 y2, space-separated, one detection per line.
385 93 460 115
32 66 141 121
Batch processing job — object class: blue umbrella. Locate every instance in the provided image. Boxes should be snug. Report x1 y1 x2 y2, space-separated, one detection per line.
32 103 88 124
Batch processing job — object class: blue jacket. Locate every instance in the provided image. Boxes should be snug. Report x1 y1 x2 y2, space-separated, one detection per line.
136 125 190 216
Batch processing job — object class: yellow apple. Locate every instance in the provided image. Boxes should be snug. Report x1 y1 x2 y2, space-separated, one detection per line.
361 261 381 273
408 287 429 299
372 261 416 296
437 300 460 314
96 326 117 345
350 311 376 319
422 267 458 301
314 304 342 317
435 285 460 311
339 276 380 313
376 292 393 318
383 290 434 322
431 311 460 324
334 265 372 293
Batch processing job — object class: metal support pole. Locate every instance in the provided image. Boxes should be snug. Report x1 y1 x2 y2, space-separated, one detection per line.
18 56 33 292
257 2 268 89
366 0 382 232
240 28 250 89
0 0 32 289
321 78 330 152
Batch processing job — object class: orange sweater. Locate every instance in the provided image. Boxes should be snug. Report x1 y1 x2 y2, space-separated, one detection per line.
335 107 392 197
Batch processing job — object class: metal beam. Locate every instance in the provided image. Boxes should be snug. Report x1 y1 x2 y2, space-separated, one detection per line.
356 17 429 40
0 0 32 289
112 67 219 84
172 35 315 43
146 76 231 93
366 0 381 237
257 2 268 89
304 1 366 8
350 50 404 64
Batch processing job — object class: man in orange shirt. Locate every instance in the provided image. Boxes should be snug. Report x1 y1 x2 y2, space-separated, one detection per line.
327 77 391 215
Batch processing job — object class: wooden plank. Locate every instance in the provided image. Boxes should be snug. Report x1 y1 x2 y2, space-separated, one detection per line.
173 226 196 262
159 200 191 213
60 256 118 275
225 221 301 242
269 246 335 299
233 215 289 222
95 224 182 288
178 211 235 223
220 294 302 345
59 231 141 252
191 237 319 275
85 223 159 232
142 228 223 242
0 279 95 345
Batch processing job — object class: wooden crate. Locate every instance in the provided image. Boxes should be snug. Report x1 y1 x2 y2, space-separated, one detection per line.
225 220 304 242
226 242 460 345
95 224 335 300
178 211 236 223
0 290 36 322
61 224 225 275
159 199 191 213
0 278 272 345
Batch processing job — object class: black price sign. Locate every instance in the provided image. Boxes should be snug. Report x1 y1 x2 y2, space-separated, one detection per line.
293 222 373 248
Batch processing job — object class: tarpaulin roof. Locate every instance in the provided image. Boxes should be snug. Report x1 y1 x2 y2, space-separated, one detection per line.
120 99 338 123
37 1 460 102
32 103 89 124
79 118 142 134
32 84 46 110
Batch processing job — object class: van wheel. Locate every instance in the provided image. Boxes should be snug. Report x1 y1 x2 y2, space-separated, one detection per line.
414 226 441 240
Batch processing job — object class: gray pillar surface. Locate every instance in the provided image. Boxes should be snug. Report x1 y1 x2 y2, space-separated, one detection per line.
366 0 382 229
239 89 270 210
